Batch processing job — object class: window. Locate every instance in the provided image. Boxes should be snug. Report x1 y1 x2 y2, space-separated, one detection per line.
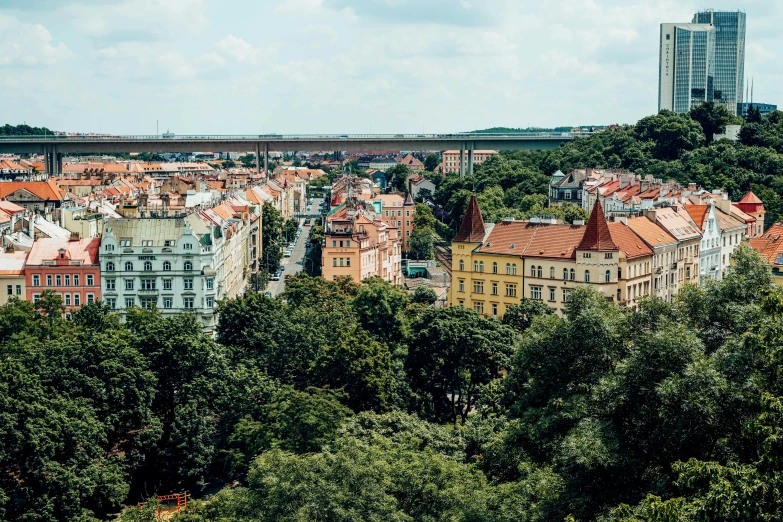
339 258 344 267
584 270 590 283
473 281 484 294
6 285 11 296
459 280 464 292
569 269 575 281
87 293 94 304
531 265 536 277
163 279 172 290
563 268 568 280
550 267 555 279
183 297 194 309
583 252 592 259
74 293 80 307
106 262 115 272
106 298 116 309
164 297 173 309
141 240 153 247
479 261 484 273
406 210 410 217
492 303 498 318
162 261 171 271
184 261 193 271
46 274 52 286
120 240 131 247
346 241 350 247
605 253 613 259
144 261 152 271
537 266 542 278
83 274 89 286
184 243 193 250
15 285 20 295
56 275 61 286
549 287 556 301
564 191 572 199
333 258 337 267
506 263 511 275
605 269 611 283
206 279 214 290
64 275 70 286
33 275 40 286
563 289 572 302
64 294 71 306
164 240 175 247
125 297 135 308
125 262 133 271
531 286 542 300
506 284 517 297
141 297 156 310
105 244 114 252
106 279 116 290
33 293 41 303
125 279 134 291
491 282 498 295
184 278 193 290
474 261 479 272
141 279 156 290
512 264 517 275
205 296 215 308
473 301 484 314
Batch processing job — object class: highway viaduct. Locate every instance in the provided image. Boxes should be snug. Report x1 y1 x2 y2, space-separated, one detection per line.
0 132 583 177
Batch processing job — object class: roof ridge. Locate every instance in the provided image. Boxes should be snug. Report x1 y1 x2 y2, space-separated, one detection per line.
453 194 485 243
577 200 618 251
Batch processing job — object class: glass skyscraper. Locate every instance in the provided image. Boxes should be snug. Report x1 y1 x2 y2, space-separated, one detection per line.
658 23 715 113
692 10 746 115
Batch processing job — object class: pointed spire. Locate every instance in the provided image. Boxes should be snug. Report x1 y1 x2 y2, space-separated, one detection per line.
577 200 618 251
403 192 414 206
453 194 485 243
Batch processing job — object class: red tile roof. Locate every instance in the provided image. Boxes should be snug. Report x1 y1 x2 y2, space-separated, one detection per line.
607 222 653 259
749 223 783 266
0 181 64 201
479 220 586 259
26 238 100 265
577 201 617 251
683 204 709 228
453 194 485 243
737 190 765 214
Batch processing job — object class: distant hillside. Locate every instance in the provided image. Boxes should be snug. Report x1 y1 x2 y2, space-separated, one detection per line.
470 126 607 134
1 124 54 136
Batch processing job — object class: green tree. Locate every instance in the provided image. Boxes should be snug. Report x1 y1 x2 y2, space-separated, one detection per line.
502 298 554 333
690 101 732 144
424 153 440 171
635 110 706 160
408 226 434 259
411 286 437 305
386 163 410 193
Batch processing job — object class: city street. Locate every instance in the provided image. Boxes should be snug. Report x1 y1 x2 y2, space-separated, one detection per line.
267 197 323 297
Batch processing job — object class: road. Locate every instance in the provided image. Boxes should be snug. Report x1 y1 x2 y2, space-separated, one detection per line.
267 197 324 297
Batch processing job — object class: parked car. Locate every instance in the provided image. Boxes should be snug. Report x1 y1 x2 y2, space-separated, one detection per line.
284 249 293 257
264 291 272 298
271 272 281 281
304 219 312 226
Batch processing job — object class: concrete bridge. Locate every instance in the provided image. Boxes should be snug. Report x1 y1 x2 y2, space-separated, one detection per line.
0 132 585 176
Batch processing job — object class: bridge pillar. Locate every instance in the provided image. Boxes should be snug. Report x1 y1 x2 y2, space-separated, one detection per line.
56 152 63 177
43 146 50 174
459 144 465 177
255 143 261 175
264 142 269 175
467 142 474 176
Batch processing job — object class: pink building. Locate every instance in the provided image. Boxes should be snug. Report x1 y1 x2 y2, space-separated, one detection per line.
441 150 498 174
25 236 101 312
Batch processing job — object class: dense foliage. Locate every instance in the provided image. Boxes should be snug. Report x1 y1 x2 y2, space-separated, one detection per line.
432 107 783 234
0 124 54 136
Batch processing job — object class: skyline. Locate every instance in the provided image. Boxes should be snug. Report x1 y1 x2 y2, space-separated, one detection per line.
0 0 779 135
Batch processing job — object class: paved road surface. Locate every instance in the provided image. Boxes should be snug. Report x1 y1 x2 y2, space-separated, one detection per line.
267 198 323 297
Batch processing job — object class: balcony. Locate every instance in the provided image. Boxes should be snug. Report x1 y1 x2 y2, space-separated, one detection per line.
138 288 158 293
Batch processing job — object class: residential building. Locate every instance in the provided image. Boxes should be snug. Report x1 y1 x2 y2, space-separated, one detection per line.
0 181 65 219
737 102 777 118
25 236 101 313
692 10 746 115
716 206 746 272
0 250 27 305
658 22 716 113
627 216 679 301
449 196 655 317
408 175 436 201
734 190 766 237
684 203 722 282
748 222 783 285
100 217 225 333
441 150 497 174
374 193 416 252
371 170 387 189
644 207 701 290
399 153 424 171
368 157 399 171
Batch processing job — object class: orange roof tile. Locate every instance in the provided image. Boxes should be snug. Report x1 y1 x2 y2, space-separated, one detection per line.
683 204 709 228
26 238 100 266
0 181 64 201
578 201 617 251
607 222 653 259
454 194 485 243
626 216 678 247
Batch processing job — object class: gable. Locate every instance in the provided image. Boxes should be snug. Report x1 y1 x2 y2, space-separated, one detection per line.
8 188 46 202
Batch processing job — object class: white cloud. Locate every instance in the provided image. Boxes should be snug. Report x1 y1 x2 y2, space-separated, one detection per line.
0 14 73 67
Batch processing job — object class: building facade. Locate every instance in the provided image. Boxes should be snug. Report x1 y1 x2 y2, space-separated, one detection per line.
441 150 498 174
659 23 716 113
738 102 777 118
25 237 101 313
693 10 746 115
0 250 27 305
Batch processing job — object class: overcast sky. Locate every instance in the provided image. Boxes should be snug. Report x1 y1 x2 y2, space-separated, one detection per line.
0 0 779 135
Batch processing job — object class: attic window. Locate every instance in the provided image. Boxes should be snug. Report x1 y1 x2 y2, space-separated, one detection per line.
510 243 516 249
486 242 492 247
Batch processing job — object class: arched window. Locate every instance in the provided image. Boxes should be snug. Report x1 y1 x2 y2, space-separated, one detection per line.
144 261 152 271
479 261 484 273
537 266 542 278
474 261 479 272
106 262 115 272
184 261 193 271
512 264 517 275
550 267 555 279
506 263 511 275
163 261 171 271
618 267 622 279
584 270 590 283
563 268 568 280
492 262 498 274
569 268 575 281
125 262 133 271
531 265 536 277
605 269 611 283
459 260 464 271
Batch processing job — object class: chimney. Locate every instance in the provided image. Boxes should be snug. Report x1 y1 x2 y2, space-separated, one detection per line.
69 231 80 242
619 174 629 188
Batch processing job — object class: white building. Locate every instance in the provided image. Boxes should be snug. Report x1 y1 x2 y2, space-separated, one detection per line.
100 216 224 333
685 203 722 282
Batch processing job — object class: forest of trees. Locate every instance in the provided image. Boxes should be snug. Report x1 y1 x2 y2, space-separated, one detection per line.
430 106 783 236
2 246 783 521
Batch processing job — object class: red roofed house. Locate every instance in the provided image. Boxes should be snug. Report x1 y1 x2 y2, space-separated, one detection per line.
735 190 766 238
749 222 783 285
25 236 101 313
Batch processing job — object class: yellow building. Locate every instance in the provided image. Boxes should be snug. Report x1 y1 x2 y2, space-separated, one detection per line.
0 250 27 305
449 196 655 317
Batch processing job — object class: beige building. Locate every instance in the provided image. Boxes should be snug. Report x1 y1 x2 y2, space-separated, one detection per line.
626 216 679 301
442 150 498 174
0 250 27 305
644 207 701 290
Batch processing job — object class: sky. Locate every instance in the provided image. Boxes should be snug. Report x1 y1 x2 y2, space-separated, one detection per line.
0 0 779 135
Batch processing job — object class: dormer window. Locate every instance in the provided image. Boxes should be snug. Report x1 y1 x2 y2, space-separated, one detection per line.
105 244 114 252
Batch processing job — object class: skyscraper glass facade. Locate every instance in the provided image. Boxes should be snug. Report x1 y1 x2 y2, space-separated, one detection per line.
659 24 714 114
692 10 746 115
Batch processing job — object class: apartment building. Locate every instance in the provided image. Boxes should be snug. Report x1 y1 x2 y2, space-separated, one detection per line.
374 193 416 252
449 196 655 317
441 150 497 174
626 216 679 301
0 250 27 305
25 236 101 313
644 207 701 290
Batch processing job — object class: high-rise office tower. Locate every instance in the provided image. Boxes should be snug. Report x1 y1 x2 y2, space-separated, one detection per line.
658 23 716 113
692 10 746 115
